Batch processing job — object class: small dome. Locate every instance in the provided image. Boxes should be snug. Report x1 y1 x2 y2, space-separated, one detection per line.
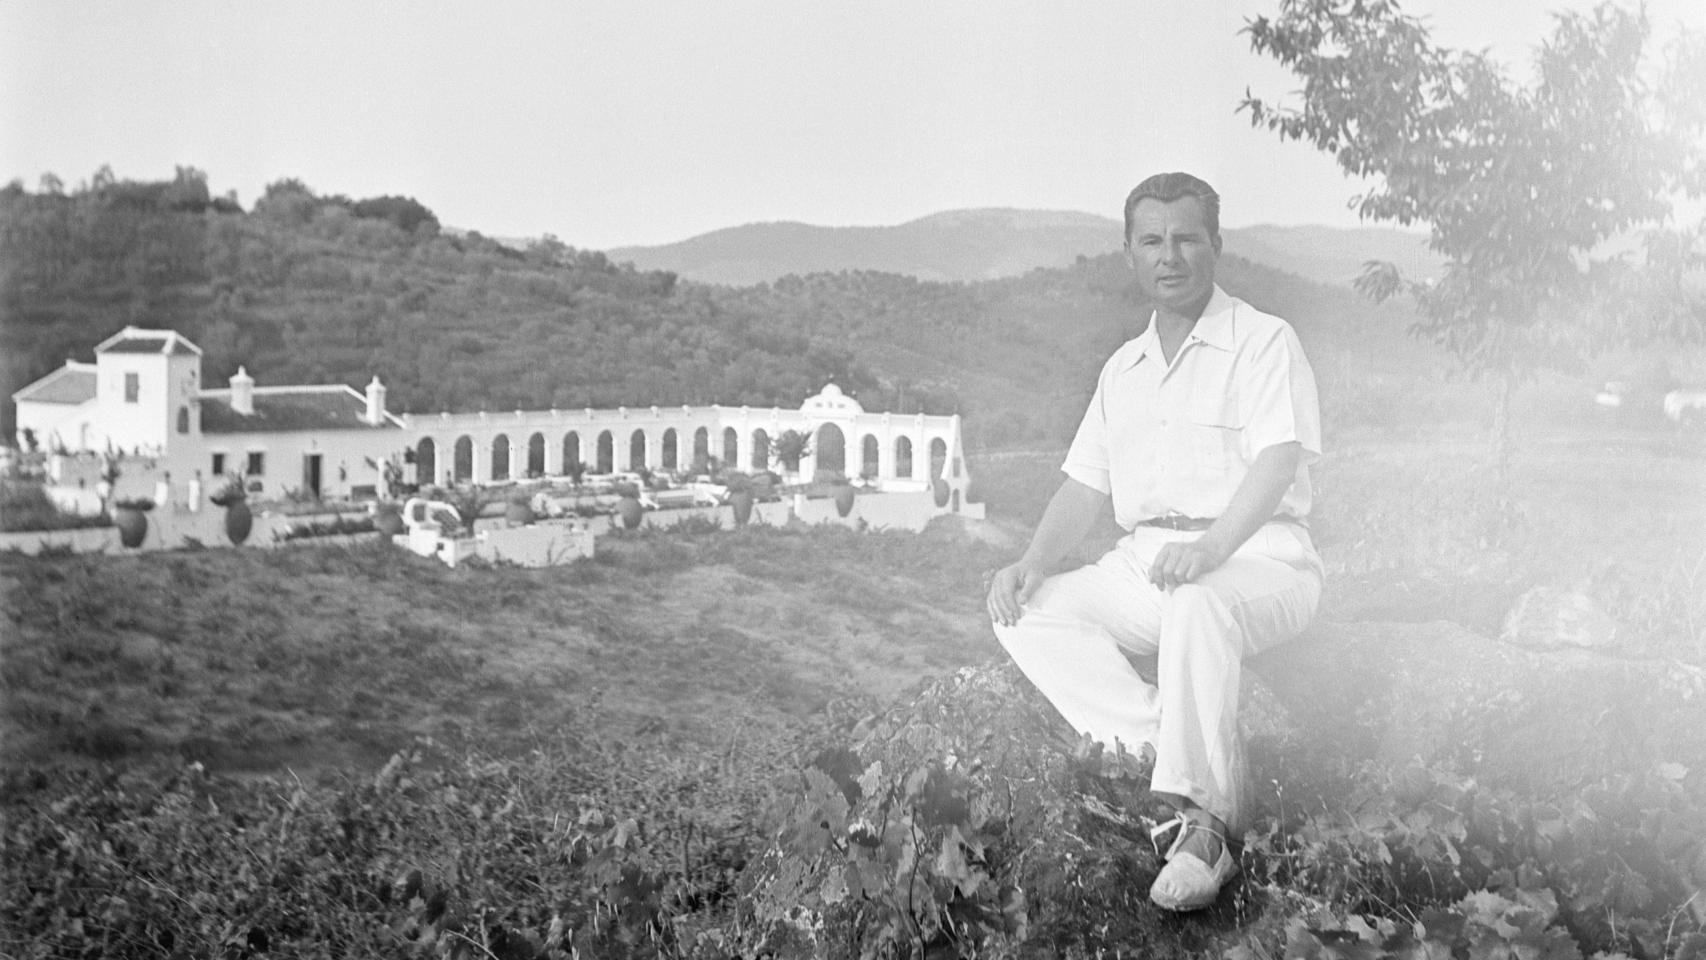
801 383 863 415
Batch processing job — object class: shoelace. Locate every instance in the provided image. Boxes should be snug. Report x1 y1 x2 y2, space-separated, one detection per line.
1149 812 1227 861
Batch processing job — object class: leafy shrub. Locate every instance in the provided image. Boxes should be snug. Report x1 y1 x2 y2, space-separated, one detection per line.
207 474 246 507
661 514 724 535
278 514 377 541
734 666 1188 960
0 719 792 960
1238 761 1706 960
0 480 110 532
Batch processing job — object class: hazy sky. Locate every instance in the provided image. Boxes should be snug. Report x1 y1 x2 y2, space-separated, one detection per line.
5 0 1701 249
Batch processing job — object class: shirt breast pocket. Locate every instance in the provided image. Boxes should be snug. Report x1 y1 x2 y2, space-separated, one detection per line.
1187 396 1243 476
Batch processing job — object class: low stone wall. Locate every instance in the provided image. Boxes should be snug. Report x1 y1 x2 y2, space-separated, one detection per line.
588 488 983 534
0 507 298 555
0 489 986 556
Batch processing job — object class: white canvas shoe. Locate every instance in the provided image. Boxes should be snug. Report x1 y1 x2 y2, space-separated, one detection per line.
1147 812 1237 912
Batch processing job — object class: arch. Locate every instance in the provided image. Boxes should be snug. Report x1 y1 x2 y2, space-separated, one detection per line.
628 429 647 472
894 436 914 479
861 434 880 480
692 427 710 472
929 438 948 479
176 406 190 434
722 427 739 472
415 437 437 487
492 434 511 481
661 428 679 471
816 423 846 476
751 429 771 472
563 431 581 473
596 431 614 473
453 435 474 482
527 432 545 477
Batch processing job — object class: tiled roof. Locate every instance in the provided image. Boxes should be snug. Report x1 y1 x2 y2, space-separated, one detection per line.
200 387 399 434
95 327 201 356
12 362 97 405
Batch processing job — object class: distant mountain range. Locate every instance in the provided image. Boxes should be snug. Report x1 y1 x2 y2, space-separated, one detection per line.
606 209 1443 288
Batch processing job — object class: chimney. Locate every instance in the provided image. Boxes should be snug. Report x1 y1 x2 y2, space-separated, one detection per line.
230 366 254 415
365 376 387 425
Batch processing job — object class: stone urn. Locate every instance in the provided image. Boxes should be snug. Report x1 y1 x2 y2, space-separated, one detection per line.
373 504 405 537
616 495 644 530
224 500 253 546
729 489 754 526
113 501 151 548
209 477 251 546
505 498 535 527
833 484 856 518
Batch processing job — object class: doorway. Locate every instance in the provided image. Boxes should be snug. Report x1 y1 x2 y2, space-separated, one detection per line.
302 453 323 499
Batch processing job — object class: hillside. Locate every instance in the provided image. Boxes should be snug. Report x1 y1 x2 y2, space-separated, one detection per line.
608 209 1122 285
608 207 1444 288
1 173 1428 453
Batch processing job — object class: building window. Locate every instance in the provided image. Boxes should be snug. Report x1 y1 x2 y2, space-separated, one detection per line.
211 453 226 476
124 372 140 403
247 451 265 476
176 406 190 434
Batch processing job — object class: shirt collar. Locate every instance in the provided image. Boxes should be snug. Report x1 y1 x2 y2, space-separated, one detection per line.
1122 285 1237 370
1189 286 1238 352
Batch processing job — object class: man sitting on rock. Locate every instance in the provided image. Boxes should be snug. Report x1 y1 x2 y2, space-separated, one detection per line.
985 172 1324 912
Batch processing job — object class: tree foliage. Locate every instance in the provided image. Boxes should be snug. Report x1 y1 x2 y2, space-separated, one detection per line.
1241 0 1706 386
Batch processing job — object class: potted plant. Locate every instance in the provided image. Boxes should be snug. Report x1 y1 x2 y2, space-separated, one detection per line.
112 496 153 548
372 500 405 537
209 474 252 545
613 481 644 530
724 472 755 526
770 429 812 480
448 487 489 535
505 490 535 527
833 478 857 518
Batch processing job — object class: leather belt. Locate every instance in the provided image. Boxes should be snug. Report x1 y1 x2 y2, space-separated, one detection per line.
1136 514 1308 532
1138 514 1216 531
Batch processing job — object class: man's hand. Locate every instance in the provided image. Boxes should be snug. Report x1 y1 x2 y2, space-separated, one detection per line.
986 558 1049 627
1146 536 1230 590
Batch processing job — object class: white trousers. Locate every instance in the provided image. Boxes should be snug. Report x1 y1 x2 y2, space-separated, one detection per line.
993 523 1323 831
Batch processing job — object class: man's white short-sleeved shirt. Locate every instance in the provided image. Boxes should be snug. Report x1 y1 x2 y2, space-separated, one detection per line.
1062 286 1321 530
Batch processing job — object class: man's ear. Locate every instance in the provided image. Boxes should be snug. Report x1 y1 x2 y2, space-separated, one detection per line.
1211 234 1223 256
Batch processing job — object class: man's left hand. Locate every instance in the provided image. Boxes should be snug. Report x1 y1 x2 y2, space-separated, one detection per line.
1147 537 1230 590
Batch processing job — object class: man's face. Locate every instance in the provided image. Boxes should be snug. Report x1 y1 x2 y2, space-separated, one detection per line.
1125 196 1221 316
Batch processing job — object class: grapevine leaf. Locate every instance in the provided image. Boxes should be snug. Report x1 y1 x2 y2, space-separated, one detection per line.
821 865 848 906
857 760 885 801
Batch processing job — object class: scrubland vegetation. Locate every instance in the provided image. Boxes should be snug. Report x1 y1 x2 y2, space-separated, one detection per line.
5 420 1704 957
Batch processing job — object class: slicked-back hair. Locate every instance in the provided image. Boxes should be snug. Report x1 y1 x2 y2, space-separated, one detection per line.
1123 172 1221 244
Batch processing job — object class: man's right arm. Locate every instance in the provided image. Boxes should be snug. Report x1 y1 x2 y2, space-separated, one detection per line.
986 477 1109 626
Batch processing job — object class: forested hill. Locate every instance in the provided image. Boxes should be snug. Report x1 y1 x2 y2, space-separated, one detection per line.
608 209 1122 285
609 208 1444 288
1 173 1408 450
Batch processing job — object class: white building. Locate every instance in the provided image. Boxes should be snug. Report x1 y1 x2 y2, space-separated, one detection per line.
12 327 976 508
13 327 405 500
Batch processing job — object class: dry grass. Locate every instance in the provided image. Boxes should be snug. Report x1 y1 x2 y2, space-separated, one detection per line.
4 403 1702 782
0 522 1007 779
